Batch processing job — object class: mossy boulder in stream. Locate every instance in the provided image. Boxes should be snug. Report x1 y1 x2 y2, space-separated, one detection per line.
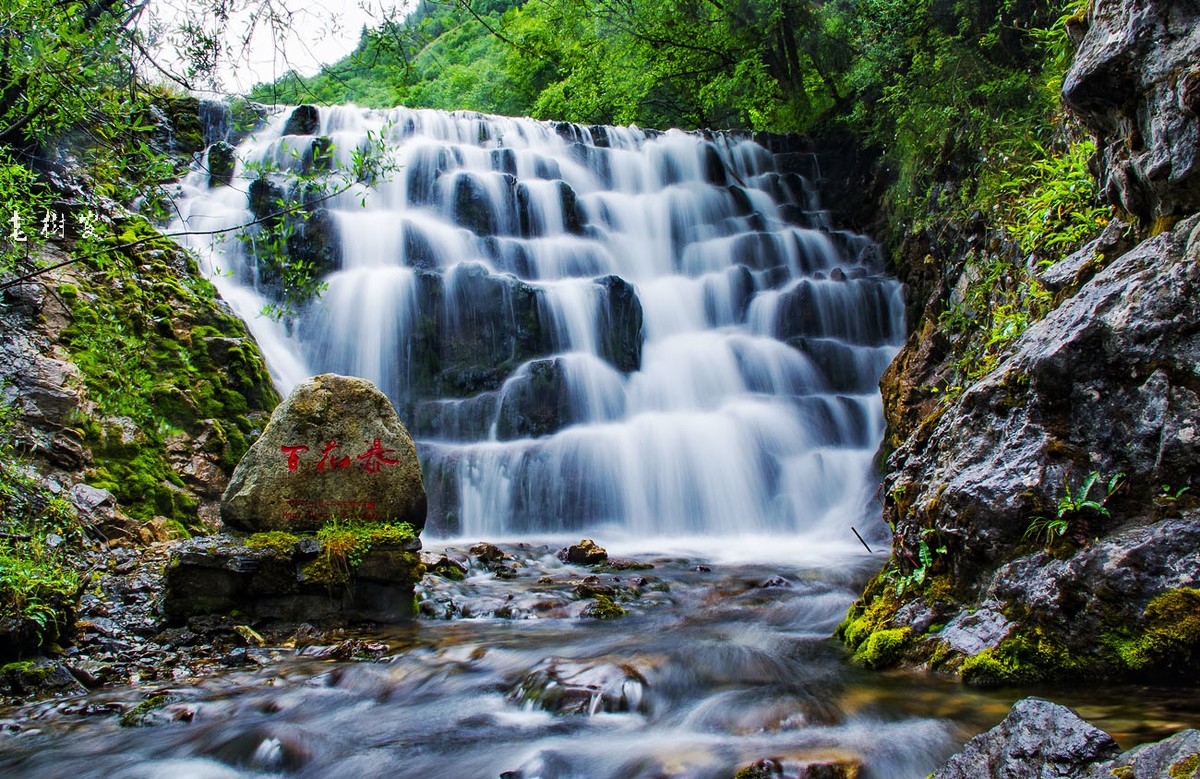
163 525 423 626
222 373 427 534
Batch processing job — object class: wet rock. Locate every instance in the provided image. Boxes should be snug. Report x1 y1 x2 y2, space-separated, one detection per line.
495 358 574 440
283 208 341 281
509 657 648 715
1090 728 1200 779
470 542 506 563
282 104 320 137
558 539 608 565
207 141 236 187
937 608 1013 657
1063 0 1200 221
597 275 643 373
421 553 467 580
932 698 1121 778
248 177 285 222
868 215 1200 678
581 595 626 619
760 576 793 589
162 533 423 626
222 374 426 534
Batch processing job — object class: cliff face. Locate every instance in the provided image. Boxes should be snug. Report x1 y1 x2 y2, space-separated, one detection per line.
840 0 1200 683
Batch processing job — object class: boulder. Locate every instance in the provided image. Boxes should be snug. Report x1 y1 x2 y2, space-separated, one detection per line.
933 697 1200 779
162 532 423 626
933 698 1120 778
558 539 608 565
221 374 426 533
207 141 236 187
282 104 320 137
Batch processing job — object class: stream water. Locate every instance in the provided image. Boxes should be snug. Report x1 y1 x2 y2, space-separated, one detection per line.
2 107 1197 776
1 543 1196 778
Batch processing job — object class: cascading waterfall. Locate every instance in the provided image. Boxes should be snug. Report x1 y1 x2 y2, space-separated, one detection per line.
171 105 905 541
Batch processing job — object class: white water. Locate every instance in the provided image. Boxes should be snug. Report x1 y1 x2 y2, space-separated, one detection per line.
170 105 905 544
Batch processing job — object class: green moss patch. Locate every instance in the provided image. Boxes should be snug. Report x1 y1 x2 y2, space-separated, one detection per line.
1109 588 1200 675
245 531 300 556
1169 753 1200 779
961 628 1079 686
59 219 280 528
302 520 418 586
583 594 626 620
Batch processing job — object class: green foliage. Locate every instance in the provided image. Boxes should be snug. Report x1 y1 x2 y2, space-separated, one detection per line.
0 397 83 655
891 529 946 595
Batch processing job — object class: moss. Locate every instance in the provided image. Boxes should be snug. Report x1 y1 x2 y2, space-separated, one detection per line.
1112 588 1200 673
0 660 35 675
853 627 912 669
961 628 1078 686
245 531 300 556
1110 767 1134 779
1169 753 1200 779
592 560 654 572
302 520 417 587
58 221 279 528
119 692 176 728
835 569 905 654
734 766 774 779
583 594 626 620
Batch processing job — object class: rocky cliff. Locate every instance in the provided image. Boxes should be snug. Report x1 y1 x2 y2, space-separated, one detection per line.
839 0 1200 683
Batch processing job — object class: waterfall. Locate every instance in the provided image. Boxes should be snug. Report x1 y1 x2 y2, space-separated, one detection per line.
171 105 905 542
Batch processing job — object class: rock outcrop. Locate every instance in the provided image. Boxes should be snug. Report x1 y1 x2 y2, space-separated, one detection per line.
933 697 1200 779
1063 0 1200 224
841 0 1200 683
222 373 427 534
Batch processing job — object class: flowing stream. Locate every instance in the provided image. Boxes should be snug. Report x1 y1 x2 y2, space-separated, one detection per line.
4 107 1195 777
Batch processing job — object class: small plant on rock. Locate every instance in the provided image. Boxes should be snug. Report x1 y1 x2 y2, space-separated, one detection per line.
1025 471 1123 550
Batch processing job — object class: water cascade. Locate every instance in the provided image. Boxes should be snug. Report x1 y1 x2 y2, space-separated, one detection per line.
173 106 905 541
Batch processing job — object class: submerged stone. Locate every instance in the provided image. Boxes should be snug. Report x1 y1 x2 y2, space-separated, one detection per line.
221 374 426 534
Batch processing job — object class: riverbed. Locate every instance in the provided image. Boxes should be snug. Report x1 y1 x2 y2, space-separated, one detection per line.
2 539 1196 778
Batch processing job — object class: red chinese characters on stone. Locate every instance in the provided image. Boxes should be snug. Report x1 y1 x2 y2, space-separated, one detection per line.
280 439 401 474
357 438 400 473
317 440 351 472
280 445 310 472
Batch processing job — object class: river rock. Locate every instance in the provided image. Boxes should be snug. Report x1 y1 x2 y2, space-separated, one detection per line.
558 539 608 565
221 374 426 533
933 698 1121 778
509 657 648 715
